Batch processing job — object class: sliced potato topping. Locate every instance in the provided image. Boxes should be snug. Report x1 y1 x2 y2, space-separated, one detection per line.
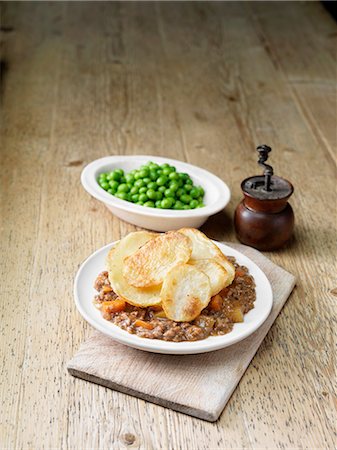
189 259 228 296
179 227 235 287
123 231 192 287
107 231 162 307
105 228 236 322
161 263 211 322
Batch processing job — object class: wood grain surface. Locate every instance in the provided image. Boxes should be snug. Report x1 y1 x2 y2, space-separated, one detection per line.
1 2 336 449
67 243 296 422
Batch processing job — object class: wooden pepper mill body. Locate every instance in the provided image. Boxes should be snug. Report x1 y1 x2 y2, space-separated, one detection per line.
234 145 295 251
234 183 294 251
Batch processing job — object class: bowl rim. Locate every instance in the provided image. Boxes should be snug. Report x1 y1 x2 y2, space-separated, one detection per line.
81 155 231 217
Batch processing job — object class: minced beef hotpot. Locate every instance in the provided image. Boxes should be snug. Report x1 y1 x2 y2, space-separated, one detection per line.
93 257 256 342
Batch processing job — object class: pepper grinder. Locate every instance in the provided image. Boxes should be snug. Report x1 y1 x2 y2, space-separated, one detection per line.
234 145 294 251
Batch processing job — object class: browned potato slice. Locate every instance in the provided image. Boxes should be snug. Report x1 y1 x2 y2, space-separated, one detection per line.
161 264 211 322
123 231 192 287
179 227 235 287
189 259 228 296
107 231 162 307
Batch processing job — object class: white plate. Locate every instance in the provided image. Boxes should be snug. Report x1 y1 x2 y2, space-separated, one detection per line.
81 156 231 231
74 241 273 354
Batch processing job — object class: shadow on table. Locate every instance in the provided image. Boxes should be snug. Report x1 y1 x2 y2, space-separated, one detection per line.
200 208 234 243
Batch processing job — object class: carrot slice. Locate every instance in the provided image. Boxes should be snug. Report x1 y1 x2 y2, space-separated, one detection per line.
209 294 223 311
102 285 113 293
102 299 126 314
134 319 154 330
235 268 246 278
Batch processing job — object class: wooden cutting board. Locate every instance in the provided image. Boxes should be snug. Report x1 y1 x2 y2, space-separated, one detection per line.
67 242 296 422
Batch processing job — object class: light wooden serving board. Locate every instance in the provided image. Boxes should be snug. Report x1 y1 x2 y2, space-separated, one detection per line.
67 243 296 422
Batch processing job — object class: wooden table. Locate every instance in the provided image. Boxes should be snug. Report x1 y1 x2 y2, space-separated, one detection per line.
1 2 336 449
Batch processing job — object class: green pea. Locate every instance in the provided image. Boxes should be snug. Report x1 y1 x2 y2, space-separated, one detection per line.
120 176 126 183
179 172 188 180
125 174 135 184
117 183 129 193
161 198 174 209
155 191 163 200
161 163 170 169
173 200 184 210
158 186 166 193
185 178 193 185
150 170 158 181
144 201 155 208
139 169 149 178
136 201 144 206
157 175 168 186
180 194 191 204
108 180 119 190
115 192 128 201
164 188 175 198
107 188 114 194
162 168 172 176
190 199 198 209
155 200 162 208
169 172 179 181
147 181 157 190
182 204 190 210
196 196 203 203
100 181 109 190
143 177 151 184
130 186 139 195
134 179 145 188
147 189 157 200
139 193 148 203
197 186 205 196
177 188 186 198
197 203 205 208
139 187 147 194
169 181 179 192
149 163 159 169
184 184 193 192
110 171 121 181
99 173 107 180
134 171 142 180
131 194 139 202
156 169 163 177
114 169 124 176
190 188 199 198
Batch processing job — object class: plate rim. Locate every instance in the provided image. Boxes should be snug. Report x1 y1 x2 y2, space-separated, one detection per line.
74 240 273 354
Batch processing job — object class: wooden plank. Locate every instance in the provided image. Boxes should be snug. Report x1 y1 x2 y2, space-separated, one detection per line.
249 2 336 83
249 1 337 162
0 3 66 449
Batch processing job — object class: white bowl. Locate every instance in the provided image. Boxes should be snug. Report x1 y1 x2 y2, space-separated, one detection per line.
81 155 231 232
